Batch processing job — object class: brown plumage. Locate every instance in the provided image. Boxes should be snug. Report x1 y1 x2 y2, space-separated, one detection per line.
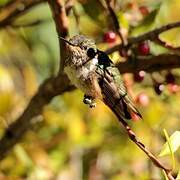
97 67 142 120
62 35 142 121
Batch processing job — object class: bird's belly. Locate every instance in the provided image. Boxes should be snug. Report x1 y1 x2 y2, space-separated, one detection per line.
64 66 94 94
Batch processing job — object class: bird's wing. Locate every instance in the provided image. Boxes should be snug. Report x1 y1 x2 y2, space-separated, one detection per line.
97 66 142 120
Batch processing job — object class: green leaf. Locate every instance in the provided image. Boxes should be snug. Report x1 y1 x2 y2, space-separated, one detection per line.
159 131 180 157
131 9 158 37
155 0 180 26
155 0 180 47
162 170 169 180
163 129 175 170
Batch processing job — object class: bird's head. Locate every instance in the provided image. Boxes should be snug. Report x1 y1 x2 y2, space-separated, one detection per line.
59 35 97 66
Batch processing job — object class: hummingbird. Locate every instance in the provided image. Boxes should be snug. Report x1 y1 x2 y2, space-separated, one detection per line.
60 35 142 120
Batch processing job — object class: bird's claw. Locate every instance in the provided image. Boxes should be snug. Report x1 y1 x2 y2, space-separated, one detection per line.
83 95 96 108
89 103 96 108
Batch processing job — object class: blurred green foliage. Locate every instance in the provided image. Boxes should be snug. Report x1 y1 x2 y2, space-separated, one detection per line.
0 0 179 179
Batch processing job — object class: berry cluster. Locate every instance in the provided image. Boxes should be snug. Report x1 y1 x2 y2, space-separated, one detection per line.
134 66 179 95
134 44 179 99
103 31 179 109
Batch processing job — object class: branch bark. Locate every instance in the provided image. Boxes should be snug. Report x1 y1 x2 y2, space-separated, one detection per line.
0 0 73 30
0 0 45 28
105 21 180 54
0 75 74 160
48 0 69 73
105 0 125 47
128 21 180 46
117 54 180 73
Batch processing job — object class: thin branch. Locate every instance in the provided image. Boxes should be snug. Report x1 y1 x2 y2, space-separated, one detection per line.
154 38 180 54
72 7 80 33
105 43 123 54
117 54 180 73
48 0 69 74
102 79 174 180
65 0 75 15
97 0 107 10
47 0 68 37
0 0 74 30
105 0 125 47
116 117 174 179
128 21 180 46
106 21 180 54
0 0 46 28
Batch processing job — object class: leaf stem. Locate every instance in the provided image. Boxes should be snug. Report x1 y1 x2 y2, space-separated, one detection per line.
163 129 176 171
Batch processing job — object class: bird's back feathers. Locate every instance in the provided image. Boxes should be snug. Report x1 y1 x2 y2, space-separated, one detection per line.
97 66 142 120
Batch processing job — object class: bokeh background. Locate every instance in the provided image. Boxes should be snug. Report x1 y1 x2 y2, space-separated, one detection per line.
0 0 179 179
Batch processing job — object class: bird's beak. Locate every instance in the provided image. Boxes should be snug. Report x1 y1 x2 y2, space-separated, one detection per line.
59 37 75 47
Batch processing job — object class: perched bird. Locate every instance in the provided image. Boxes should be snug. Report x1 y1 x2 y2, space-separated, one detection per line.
60 35 142 120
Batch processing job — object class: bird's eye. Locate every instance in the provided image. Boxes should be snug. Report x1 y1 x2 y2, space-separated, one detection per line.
87 48 96 58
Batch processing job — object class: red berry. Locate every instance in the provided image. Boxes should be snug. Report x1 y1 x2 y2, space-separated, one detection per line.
131 112 140 122
165 72 175 84
133 71 146 82
136 92 149 107
139 6 149 16
103 31 116 43
154 83 164 95
168 83 179 94
138 41 150 55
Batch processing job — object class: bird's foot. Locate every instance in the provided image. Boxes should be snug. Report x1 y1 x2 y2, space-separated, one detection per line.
89 102 96 108
83 95 96 108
